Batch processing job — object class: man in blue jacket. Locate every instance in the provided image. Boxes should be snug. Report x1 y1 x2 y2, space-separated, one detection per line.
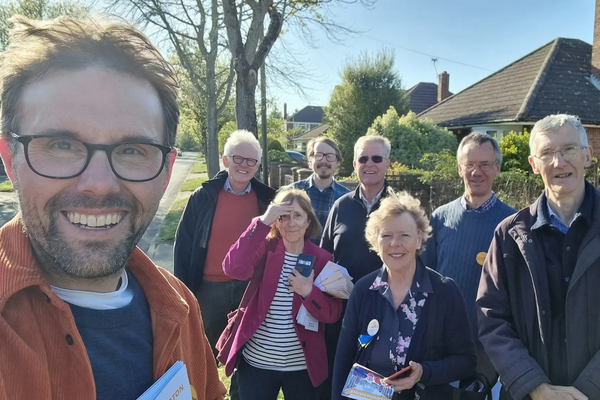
319 134 391 400
478 114 598 400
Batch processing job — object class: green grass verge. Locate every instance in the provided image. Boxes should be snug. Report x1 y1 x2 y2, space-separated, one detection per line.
0 180 14 192
190 162 207 174
156 197 189 244
181 176 208 192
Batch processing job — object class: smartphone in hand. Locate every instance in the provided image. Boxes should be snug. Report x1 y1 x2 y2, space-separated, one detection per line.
387 365 411 380
295 254 315 277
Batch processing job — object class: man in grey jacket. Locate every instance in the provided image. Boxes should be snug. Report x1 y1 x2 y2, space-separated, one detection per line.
477 114 597 400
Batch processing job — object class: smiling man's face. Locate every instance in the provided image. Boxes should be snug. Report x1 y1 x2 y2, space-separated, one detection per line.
223 142 260 187
1 67 173 282
528 124 592 200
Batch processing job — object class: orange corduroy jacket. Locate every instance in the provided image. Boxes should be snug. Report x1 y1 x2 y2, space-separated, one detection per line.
0 216 226 400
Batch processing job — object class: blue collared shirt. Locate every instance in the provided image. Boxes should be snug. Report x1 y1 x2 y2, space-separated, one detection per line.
546 202 571 234
460 192 498 213
366 262 433 374
224 178 252 196
290 174 350 231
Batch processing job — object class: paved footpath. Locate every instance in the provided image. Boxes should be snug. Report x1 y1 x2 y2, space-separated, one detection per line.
0 191 18 227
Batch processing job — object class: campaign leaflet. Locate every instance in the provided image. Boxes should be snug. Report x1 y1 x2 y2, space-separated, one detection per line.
342 363 394 400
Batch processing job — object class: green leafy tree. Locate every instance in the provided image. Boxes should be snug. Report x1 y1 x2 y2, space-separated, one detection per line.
258 115 290 148
367 109 457 168
0 0 88 51
325 49 409 174
218 121 238 155
498 130 531 172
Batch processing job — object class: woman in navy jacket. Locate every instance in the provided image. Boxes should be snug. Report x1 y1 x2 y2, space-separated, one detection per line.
221 189 342 400
332 190 476 400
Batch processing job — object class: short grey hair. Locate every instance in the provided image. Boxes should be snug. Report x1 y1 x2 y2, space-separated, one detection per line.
223 129 262 161
529 114 588 155
354 135 391 160
457 131 502 165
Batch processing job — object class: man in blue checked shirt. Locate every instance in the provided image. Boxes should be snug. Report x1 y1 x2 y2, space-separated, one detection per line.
289 137 350 244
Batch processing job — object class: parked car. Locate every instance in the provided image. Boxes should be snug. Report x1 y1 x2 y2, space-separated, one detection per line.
286 150 307 164
175 147 183 156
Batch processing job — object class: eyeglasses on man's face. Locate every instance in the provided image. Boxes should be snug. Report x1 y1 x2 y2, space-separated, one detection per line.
10 133 172 182
311 152 338 162
357 155 387 164
227 155 258 167
460 161 498 172
534 145 586 164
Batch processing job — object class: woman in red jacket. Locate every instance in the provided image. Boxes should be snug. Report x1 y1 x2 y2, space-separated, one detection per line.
220 189 343 400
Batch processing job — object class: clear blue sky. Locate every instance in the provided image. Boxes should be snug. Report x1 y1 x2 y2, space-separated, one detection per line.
269 0 595 116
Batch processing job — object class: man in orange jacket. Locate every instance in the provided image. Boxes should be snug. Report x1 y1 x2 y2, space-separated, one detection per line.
0 15 226 400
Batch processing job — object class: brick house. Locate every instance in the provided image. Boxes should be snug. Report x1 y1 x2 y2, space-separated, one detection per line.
419 3 600 150
406 72 452 114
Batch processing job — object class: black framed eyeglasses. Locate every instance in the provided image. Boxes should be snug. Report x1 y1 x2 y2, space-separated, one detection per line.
357 155 387 164
227 155 258 167
311 152 338 162
10 133 172 182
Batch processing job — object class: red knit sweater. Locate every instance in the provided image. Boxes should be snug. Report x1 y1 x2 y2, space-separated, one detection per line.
204 188 259 282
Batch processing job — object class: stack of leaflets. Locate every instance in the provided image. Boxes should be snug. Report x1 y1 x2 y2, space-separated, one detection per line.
313 261 354 299
342 363 394 400
137 361 191 400
297 261 355 331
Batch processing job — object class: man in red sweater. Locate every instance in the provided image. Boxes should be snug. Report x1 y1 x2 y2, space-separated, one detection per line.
174 130 276 356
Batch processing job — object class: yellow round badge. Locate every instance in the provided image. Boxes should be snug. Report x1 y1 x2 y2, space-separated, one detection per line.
191 385 198 400
476 252 487 266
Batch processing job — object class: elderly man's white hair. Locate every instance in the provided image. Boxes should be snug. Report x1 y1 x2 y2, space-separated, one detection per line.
353 135 391 160
529 114 588 155
223 129 262 161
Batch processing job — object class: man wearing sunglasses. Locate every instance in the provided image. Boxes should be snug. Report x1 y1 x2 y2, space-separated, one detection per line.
0 16 225 399
421 132 515 389
289 137 350 244
319 135 392 400
174 130 275 363
479 114 600 400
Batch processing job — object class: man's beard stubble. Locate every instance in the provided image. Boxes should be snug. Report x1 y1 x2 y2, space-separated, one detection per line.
18 190 158 280
315 162 333 180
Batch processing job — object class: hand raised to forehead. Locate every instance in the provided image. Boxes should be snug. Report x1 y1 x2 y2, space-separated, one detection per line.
259 201 294 226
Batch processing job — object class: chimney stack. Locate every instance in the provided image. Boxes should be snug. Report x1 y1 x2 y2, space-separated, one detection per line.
283 103 288 120
592 0 600 81
438 71 450 102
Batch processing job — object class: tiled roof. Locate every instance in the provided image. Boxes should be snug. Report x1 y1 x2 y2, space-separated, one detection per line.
407 82 452 114
293 124 329 142
419 38 600 126
288 106 324 123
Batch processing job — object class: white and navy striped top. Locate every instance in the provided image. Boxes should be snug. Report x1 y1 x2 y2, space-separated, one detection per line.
242 252 307 371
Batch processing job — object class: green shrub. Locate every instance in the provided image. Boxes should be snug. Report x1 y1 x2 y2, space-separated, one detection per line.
267 138 285 152
498 130 531 172
268 149 292 163
368 109 457 168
